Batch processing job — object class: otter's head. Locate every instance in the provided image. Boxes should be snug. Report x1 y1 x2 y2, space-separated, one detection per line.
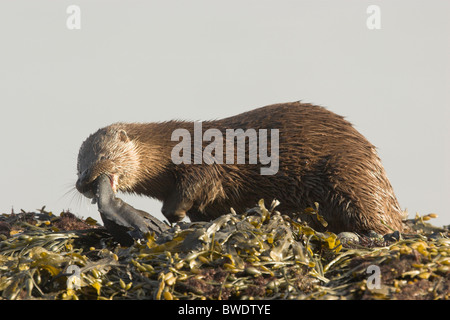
76 124 141 199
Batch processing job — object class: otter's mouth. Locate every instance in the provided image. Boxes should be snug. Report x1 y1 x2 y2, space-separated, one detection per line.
94 174 119 203
76 173 119 202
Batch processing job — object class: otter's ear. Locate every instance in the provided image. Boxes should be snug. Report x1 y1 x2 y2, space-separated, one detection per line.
117 129 129 142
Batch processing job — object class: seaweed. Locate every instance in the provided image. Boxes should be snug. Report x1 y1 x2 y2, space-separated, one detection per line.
0 202 448 300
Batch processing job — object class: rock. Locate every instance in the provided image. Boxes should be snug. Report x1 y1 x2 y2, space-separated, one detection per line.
337 232 359 244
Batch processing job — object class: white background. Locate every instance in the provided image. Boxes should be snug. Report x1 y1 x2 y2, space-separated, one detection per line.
1 1 449 227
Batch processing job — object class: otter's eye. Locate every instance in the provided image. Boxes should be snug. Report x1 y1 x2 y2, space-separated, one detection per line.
100 155 107 161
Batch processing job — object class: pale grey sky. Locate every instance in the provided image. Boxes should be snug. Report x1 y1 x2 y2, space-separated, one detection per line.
1 1 449 227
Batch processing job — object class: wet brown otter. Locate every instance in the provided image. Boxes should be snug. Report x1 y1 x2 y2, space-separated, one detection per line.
76 101 404 234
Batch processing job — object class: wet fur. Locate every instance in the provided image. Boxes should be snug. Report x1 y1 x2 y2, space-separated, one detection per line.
76 102 404 234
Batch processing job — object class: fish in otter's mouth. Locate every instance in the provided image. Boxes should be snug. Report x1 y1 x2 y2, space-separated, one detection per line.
84 174 168 245
76 173 120 203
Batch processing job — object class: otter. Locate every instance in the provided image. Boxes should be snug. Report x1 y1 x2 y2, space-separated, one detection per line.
76 101 404 234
